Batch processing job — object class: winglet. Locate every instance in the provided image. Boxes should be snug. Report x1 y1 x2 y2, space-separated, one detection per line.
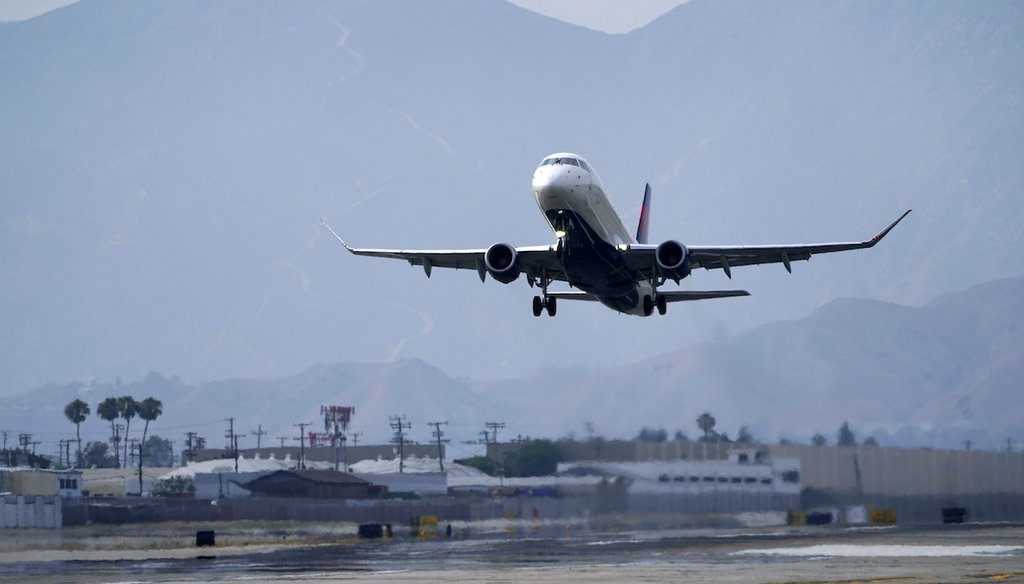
867 209 911 247
319 217 354 252
636 183 652 244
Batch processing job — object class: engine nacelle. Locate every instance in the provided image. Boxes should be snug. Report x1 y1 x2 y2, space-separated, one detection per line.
484 243 520 284
656 240 691 281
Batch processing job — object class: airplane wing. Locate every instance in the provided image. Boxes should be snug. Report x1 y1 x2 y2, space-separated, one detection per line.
320 218 563 282
549 290 750 302
624 210 910 279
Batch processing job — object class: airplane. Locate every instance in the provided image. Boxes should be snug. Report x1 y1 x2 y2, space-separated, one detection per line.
321 152 910 317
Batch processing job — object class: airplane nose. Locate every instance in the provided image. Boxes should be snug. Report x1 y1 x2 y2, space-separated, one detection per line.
532 166 577 195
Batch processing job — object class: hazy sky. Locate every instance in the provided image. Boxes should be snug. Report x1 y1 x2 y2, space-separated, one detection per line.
0 0 690 33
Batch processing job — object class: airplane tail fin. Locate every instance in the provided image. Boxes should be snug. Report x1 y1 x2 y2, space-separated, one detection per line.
636 183 652 244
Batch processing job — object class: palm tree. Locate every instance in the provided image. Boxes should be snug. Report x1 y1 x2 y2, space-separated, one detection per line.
696 412 717 441
97 397 121 468
137 398 163 461
63 399 90 467
135 397 163 494
117 396 138 467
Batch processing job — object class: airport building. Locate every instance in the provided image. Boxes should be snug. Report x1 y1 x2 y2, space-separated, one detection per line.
488 439 1024 524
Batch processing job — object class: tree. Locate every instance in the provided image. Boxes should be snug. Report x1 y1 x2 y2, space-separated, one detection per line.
63 398 90 467
696 412 717 441
137 398 163 461
455 455 501 476
736 425 755 444
673 429 688 441
837 421 857 447
503 439 561 477
81 441 117 468
812 433 827 446
143 435 175 467
152 475 193 497
97 397 121 468
117 396 138 467
863 436 880 447
637 427 668 442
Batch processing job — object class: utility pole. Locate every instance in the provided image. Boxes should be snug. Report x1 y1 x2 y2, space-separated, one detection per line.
485 421 505 445
57 439 67 467
224 417 239 472
350 432 362 447
128 438 140 467
252 425 267 450
429 421 449 472
277 436 288 448
184 432 197 464
112 424 123 468
294 422 312 469
390 415 411 473
137 441 145 496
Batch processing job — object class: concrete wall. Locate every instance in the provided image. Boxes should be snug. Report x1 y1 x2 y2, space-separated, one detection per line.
770 444 1024 523
1 495 62 529
769 444 1024 496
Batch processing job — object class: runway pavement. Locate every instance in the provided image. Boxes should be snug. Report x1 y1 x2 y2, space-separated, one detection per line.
2 523 1021 583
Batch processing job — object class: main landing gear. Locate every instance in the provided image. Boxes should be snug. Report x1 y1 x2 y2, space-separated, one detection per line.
532 295 557 317
531 269 556 317
642 294 668 316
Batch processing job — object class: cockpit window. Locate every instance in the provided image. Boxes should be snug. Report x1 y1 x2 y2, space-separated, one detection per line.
539 157 587 170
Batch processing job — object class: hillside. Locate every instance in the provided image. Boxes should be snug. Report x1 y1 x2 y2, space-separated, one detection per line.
1 0 1022 393
5 276 1021 453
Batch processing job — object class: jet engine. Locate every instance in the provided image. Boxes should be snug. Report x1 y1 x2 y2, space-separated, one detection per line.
656 240 691 282
484 243 520 284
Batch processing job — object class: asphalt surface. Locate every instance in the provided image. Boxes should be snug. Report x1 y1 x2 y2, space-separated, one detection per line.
3 523 1022 583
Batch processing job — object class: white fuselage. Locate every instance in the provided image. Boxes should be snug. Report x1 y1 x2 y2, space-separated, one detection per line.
531 153 655 315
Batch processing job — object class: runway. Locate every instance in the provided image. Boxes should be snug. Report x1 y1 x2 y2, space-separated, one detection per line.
3 523 1022 583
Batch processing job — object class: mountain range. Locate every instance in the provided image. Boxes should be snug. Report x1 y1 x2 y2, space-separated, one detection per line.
4 275 1021 455
1 1 1022 417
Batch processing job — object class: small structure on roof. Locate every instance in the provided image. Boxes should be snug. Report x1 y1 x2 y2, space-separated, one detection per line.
244 469 384 499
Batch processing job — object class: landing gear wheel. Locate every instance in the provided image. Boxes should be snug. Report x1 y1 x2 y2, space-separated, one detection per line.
532 296 543 317
546 296 557 317
642 295 654 316
656 295 667 315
